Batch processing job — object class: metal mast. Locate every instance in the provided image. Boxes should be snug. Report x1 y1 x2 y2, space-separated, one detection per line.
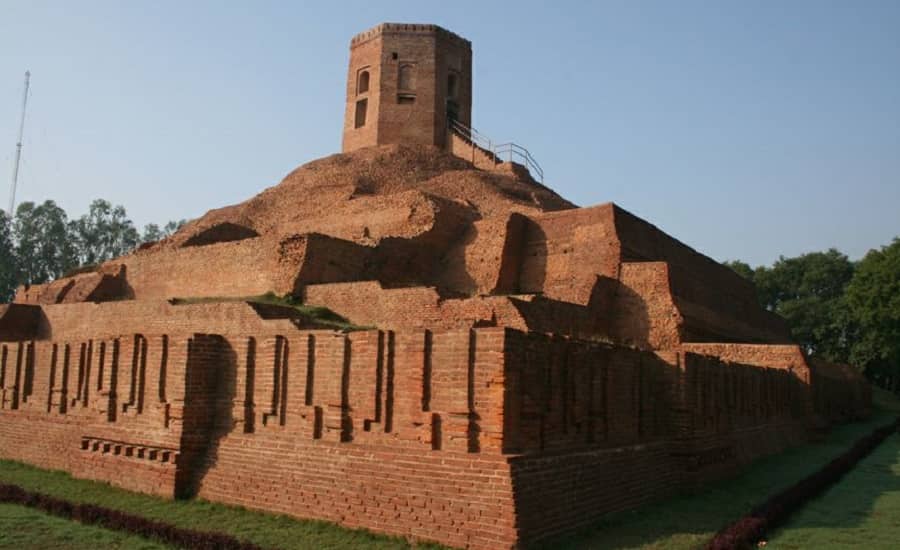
8 70 31 216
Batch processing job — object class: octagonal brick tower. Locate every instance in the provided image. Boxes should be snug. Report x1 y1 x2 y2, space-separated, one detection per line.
342 23 472 153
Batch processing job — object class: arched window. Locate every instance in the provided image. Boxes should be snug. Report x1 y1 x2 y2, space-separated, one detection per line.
447 73 458 99
357 70 370 95
398 64 416 91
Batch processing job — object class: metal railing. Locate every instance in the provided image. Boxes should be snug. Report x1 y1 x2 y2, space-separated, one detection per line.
448 119 544 183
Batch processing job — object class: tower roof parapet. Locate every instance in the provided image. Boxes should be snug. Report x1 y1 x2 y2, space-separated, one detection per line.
350 22 470 48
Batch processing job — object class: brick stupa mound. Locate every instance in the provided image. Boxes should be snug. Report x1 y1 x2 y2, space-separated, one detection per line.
0 22 870 550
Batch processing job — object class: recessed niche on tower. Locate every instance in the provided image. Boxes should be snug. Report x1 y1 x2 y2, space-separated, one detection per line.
354 99 367 128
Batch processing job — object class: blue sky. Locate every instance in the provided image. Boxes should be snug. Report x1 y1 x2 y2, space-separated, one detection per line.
1 1 898 266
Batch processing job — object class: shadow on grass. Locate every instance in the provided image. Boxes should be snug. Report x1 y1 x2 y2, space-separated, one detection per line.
531 400 900 550
765 434 900 549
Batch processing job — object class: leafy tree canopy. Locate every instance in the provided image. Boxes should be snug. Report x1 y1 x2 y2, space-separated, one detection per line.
845 239 900 377
1 199 186 302
69 199 139 266
13 200 76 286
0 211 18 301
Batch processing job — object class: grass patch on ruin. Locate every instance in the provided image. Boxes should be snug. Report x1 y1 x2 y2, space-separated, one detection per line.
0 462 445 550
169 292 372 331
0 502 168 550
764 418 900 548
535 388 900 550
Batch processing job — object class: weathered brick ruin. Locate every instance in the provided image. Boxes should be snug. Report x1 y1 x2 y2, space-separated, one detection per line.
0 23 870 549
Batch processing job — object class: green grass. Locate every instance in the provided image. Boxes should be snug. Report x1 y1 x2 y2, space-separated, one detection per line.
535 388 900 550
765 411 900 548
169 292 372 331
0 461 445 550
0 502 169 549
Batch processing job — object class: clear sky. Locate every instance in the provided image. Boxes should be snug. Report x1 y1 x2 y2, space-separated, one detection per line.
1 1 898 267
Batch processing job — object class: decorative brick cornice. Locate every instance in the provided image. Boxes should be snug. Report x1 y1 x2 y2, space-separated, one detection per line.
350 22 470 48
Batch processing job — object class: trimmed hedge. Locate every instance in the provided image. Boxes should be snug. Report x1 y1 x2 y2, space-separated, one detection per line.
706 417 900 550
0 483 263 550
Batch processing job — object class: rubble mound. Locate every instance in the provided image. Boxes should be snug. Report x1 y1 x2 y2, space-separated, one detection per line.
157 144 574 250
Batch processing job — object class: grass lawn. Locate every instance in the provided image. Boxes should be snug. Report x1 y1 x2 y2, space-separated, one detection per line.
0 502 168 549
0 460 444 550
534 388 900 550
765 423 900 548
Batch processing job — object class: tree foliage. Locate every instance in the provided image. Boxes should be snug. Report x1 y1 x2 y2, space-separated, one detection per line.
723 260 754 281
845 239 900 390
0 211 18 301
755 249 855 362
1 199 186 302
141 219 186 244
726 241 900 392
13 201 76 286
69 199 139 266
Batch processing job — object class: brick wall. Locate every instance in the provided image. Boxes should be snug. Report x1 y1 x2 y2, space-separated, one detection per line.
0 325 872 548
519 204 622 305
438 213 528 296
612 206 792 343
0 305 41 342
0 334 204 496
807 357 872 422
33 301 299 341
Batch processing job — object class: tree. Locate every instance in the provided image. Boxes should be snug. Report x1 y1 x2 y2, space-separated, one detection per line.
13 200 76 285
69 199 139 266
0 211 18 301
845 238 900 390
140 219 186 244
747 249 855 362
163 219 187 237
141 223 163 243
723 260 754 281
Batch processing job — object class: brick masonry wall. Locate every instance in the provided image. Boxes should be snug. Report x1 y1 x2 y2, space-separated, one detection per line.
509 441 682 543
33 301 300 341
0 305 41 342
806 357 872 422
177 327 519 548
0 334 201 496
610 261 684 349
519 204 622 305
438 213 528 296
612 205 792 343
0 324 873 548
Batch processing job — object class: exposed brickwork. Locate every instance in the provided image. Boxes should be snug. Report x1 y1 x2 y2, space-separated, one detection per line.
343 24 472 152
0 304 41 342
0 324 851 547
0 21 872 550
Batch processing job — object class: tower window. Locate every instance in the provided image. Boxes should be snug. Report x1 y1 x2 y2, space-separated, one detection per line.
357 70 370 94
397 94 415 105
398 64 416 91
448 73 458 99
354 99 368 128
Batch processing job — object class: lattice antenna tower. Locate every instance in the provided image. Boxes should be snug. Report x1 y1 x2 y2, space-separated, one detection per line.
8 70 31 216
